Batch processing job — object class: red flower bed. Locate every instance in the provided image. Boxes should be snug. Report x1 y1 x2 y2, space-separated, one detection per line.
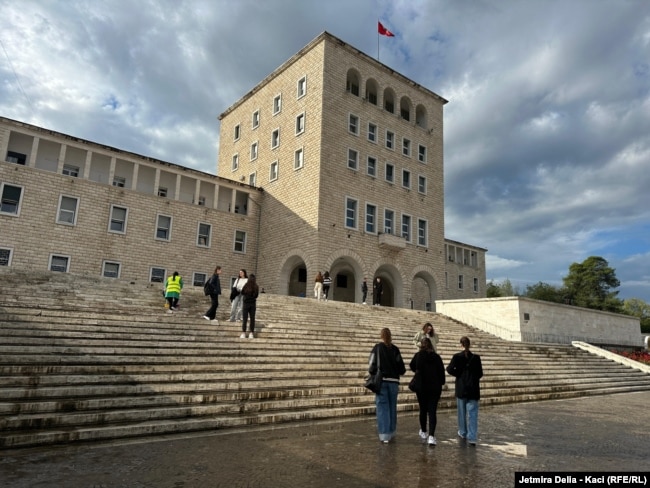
610 349 650 365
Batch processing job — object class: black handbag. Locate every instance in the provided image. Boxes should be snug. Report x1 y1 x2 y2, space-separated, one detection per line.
229 286 240 300
408 373 418 392
364 348 383 393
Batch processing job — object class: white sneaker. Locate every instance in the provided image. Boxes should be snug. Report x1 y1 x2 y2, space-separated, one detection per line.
240 333 246 339
211 319 219 325
166 310 173 314
428 436 437 446
362 302 366 305
202 316 210 321
419 430 427 440
248 332 255 339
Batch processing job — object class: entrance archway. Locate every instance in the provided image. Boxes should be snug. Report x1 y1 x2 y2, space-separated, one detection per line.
410 268 438 311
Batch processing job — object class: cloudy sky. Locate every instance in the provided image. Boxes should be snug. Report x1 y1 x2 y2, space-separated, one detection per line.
1 0 649 302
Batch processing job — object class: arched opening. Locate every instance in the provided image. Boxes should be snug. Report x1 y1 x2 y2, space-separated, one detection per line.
415 104 428 129
365 78 379 105
383 87 395 114
346 69 361 97
328 256 363 303
400 96 412 122
372 264 404 308
410 269 438 311
279 255 308 297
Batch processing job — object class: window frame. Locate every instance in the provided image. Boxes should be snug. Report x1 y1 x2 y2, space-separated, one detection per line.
401 213 412 242
402 138 411 157
231 153 239 171
62 164 80 177
197 222 212 248
347 148 359 171
249 172 257 186
384 208 395 235
250 141 258 161
150 267 166 283
0 182 23 216
418 144 427 163
252 110 260 129
345 196 358 230
295 112 305 135
56 195 79 226
367 122 377 143
366 156 377 178
234 230 247 253
348 113 359 135
156 214 172 241
294 147 304 170
385 163 394 183
417 218 428 247
402 169 411 190
112 176 126 188
271 128 280 149
108 204 128 234
273 93 282 115
193 272 208 287
365 202 377 234
234 123 241 141
458 274 464 290
0 247 13 266
385 130 394 150
297 76 307 98
418 175 427 194
269 160 279 182
49 254 70 273
102 260 121 278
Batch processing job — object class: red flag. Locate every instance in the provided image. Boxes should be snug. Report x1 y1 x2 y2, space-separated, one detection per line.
378 21 395 37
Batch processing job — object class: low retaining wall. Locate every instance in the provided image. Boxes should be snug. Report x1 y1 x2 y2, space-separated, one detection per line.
436 297 643 347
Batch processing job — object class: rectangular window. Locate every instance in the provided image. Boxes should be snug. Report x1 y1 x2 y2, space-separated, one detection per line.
234 230 247 253
109 205 128 233
473 278 479 293
156 215 171 240
271 128 280 149
385 163 394 183
417 218 427 247
0 248 12 266
150 267 165 283
367 123 377 143
345 197 358 229
273 94 282 114
402 138 411 157
384 209 394 235
418 175 426 194
102 261 121 278
113 176 126 188
62 164 79 177
190 273 206 287
402 169 411 189
294 148 304 170
232 154 239 171
348 114 359 135
418 144 427 163
269 161 279 181
252 110 260 129
365 203 377 234
297 76 307 98
401 214 411 241
249 172 256 186
50 255 70 273
0 183 23 215
386 131 394 150
295 113 305 134
347 149 358 170
459 275 464 290
367 156 377 177
6 151 27 165
346 79 359 96
57 195 79 225
197 223 211 247
234 123 241 141
250 141 258 161
158 187 167 197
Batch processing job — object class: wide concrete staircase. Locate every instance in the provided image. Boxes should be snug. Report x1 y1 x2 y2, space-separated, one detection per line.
1 268 649 449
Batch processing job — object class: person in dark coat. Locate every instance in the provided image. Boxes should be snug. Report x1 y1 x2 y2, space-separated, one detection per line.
240 273 260 339
409 337 445 446
202 266 222 323
446 336 483 445
372 277 383 306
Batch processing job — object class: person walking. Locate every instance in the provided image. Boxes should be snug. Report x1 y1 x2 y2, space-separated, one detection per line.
229 269 248 322
240 273 259 339
322 271 332 301
413 322 440 353
409 337 445 446
202 266 222 323
367 327 406 443
314 271 324 300
446 336 483 446
372 277 383 306
164 271 183 313
361 277 368 305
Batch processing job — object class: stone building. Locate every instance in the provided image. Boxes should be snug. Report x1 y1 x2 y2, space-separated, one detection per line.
0 31 486 309
217 32 486 308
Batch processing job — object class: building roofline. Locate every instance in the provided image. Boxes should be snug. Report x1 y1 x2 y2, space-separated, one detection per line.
444 237 488 252
218 31 448 120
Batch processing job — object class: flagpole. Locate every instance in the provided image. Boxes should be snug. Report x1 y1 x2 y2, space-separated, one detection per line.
377 19 380 61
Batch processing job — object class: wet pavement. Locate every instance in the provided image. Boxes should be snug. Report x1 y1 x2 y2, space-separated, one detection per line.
1 391 649 487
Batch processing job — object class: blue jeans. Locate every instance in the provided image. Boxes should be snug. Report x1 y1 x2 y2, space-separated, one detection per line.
456 398 479 442
375 381 399 441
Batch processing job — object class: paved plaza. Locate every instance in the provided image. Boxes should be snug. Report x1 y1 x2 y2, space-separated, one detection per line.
2 391 649 487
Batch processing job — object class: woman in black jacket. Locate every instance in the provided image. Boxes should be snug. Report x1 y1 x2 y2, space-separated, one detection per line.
409 337 445 446
240 274 259 339
368 327 406 443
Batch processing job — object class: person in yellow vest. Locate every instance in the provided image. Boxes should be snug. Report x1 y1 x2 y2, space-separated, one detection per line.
164 271 183 313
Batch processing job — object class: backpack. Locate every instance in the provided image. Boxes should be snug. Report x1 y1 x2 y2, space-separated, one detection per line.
203 279 214 296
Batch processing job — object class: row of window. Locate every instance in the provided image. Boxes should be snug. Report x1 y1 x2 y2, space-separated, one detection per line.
344 197 429 246
233 146 304 182
445 271 480 293
0 182 248 252
348 114 428 163
0 247 241 289
233 76 308 141
347 150 428 192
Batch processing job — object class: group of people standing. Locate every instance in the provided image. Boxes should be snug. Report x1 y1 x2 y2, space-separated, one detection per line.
367 324 483 446
313 271 332 301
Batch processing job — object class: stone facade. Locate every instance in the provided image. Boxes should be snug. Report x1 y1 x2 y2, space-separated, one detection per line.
0 32 486 308
217 32 486 307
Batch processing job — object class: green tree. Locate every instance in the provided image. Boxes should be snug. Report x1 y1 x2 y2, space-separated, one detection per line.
562 256 623 312
623 298 650 333
524 281 564 304
486 280 501 297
